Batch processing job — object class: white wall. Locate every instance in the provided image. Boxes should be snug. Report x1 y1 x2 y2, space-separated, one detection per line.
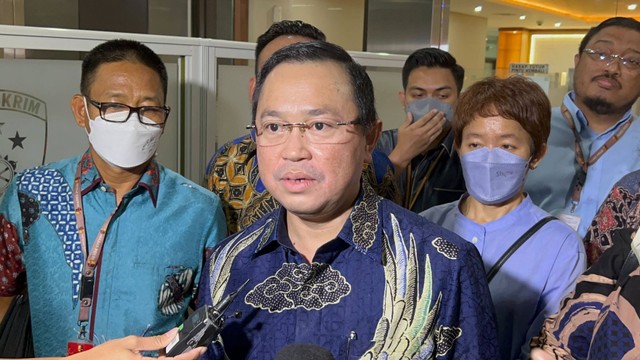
529 34 583 106
369 68 404 130
448 12 488 88
248 0 365 51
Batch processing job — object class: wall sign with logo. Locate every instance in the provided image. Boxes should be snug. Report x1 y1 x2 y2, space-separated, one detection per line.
0 59 87 198
0 90 48 193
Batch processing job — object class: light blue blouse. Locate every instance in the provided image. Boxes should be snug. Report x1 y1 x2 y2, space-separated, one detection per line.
422 194 586 360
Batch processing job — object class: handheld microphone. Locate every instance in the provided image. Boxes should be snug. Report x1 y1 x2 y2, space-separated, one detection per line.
165 280 248 356
275 343 336 360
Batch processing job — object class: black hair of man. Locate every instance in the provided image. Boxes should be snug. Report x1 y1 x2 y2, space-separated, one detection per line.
80 39 168 102
578 17 640 54
401 48 465 94
252 41 377 133
254 20 326 75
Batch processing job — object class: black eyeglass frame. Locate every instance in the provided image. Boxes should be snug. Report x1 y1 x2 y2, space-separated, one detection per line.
85 97 170 126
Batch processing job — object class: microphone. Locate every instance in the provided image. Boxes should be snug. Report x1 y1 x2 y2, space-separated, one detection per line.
275 343 335 360
165 280 249 356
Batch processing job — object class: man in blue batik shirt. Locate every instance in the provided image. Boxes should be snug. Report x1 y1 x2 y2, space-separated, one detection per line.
198 41 499 359
205 20 398 236
0 39 226 357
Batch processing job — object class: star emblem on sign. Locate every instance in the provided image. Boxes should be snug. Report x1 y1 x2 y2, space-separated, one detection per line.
9 131 26 149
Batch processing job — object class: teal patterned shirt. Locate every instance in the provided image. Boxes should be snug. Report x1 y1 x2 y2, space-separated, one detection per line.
0 150 226 356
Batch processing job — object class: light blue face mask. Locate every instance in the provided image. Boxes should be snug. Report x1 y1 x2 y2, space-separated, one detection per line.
460 147 530 205
407 97 454 123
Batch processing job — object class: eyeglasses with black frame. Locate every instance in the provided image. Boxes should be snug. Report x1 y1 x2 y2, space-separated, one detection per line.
246 119 361 146
583 48 640 70
85 97 170 126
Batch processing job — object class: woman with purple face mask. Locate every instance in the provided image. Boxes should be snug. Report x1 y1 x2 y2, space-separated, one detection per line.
421 76 586 360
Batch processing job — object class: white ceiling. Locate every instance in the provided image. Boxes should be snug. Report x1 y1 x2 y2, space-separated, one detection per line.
449 0 639 32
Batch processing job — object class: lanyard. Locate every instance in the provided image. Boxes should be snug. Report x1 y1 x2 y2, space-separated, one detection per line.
72 162 120 341
561 104 633 211
404 148 445 210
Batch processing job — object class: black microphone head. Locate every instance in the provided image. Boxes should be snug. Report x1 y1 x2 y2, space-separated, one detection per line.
275 343 335 360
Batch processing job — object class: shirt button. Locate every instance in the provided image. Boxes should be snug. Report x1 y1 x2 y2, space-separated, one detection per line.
100 186 107 192
471 236 478 244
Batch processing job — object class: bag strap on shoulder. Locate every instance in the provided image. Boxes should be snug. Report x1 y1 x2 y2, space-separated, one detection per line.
486 216 556 283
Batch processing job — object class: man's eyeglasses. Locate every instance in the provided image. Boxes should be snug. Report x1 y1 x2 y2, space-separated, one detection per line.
246 119 361 146
85 97 170 126
583 48 640 70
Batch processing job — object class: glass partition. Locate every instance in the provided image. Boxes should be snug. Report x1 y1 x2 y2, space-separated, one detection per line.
213 60 254 152
1 57 86 170
212 61 407 149
0 26 208 184
366 66 404 131
207 47 406 161
0 51 182 194
0 25 406 189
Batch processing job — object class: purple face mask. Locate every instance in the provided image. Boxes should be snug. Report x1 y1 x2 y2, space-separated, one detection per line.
460 147 530 205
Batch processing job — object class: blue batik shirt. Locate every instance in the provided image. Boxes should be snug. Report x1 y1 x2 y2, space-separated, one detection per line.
0 151 227 357
198 179 499 359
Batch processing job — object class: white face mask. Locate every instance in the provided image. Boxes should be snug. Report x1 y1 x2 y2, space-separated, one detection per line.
84 98 163 169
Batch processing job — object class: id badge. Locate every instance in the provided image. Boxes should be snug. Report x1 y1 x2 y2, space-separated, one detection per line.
67 341 94 355
557 213 581 232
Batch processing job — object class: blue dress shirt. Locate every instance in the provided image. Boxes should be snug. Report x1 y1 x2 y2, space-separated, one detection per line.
422 195 586 360
198 180 499 359
525 92 640 237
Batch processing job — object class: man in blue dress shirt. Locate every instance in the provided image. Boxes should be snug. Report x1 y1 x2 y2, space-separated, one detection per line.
198 41 499 359
525 17 640 240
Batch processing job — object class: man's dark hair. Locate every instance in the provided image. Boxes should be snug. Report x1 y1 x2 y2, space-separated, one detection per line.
81 39 168 101
252 41 377 132
579 17 640 54
254 20 326 75
401 47 464 94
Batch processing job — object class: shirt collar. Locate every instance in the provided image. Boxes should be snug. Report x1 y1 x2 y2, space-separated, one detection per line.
455 193 535 231
78 150 161 207
441 128 455 154
412 128 454 164
564 92 589 133
252 178 384 264
565 91 633 135
235 134 266 193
